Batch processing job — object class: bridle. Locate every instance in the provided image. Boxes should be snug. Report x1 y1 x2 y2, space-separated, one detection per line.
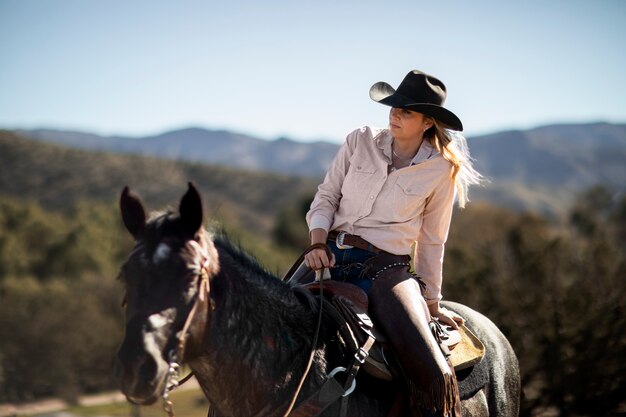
161 239 214 417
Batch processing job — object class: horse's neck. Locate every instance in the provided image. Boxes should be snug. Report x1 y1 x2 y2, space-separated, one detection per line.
190 247 328 416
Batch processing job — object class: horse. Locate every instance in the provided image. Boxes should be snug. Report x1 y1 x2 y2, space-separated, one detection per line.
115 183 520 417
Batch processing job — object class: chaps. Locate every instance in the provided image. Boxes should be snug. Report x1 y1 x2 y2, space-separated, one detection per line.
368 268 460 417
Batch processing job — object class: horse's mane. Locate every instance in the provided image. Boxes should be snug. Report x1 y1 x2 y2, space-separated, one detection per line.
211 232 321 313
137 213 315 318
212 232 280 282
209 230 313 321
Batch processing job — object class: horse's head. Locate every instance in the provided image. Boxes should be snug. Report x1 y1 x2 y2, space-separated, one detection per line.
115 183 219 405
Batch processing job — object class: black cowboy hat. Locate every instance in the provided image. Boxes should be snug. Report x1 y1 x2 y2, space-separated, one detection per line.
369 70 463 131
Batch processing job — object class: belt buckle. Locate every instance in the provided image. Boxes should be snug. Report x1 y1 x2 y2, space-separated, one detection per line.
335 231 354 250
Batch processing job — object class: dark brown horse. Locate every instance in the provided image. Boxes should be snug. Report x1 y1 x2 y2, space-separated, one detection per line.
115 183 520 417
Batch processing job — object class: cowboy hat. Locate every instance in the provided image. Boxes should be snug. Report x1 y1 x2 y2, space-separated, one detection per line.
369 70 463 131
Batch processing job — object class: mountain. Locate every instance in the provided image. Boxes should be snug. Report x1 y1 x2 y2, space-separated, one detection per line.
10 122 626 216
471 123 626 188
468 122 626 215
0 130 318 236
14 127 338 178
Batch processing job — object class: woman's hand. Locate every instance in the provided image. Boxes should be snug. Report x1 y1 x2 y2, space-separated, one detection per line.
430 304 465 330
304 228 336 270
304 247 336 270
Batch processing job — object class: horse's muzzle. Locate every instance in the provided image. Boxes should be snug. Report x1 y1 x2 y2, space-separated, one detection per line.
115 351 166 405
115 316 172 404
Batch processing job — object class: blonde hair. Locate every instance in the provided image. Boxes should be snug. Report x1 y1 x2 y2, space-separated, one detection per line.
424 119 482 208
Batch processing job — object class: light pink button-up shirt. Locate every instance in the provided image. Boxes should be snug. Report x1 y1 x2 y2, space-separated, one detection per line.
306 126 456 304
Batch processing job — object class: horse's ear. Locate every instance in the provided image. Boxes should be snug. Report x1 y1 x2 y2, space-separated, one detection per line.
179 182 204 235
120 186 146 238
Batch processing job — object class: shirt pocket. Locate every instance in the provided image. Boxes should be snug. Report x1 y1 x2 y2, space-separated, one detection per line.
340 156 378 208
342 156 377 192
391 174 431 220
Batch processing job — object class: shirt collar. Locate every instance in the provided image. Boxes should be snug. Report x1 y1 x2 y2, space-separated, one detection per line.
412 137 437 165
375 129 439 165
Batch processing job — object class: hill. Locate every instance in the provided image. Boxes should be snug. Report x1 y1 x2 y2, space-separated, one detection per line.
14 127 339 178
0 130 318 237
468 122 626 215
9 122 626 216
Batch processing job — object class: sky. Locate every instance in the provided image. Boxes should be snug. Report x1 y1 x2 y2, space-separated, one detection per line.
1 0 625 143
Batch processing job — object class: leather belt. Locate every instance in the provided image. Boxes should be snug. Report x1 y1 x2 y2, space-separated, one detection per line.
327 231 384 254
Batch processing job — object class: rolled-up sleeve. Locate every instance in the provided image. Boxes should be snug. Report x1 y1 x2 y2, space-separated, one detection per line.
414 170 455 304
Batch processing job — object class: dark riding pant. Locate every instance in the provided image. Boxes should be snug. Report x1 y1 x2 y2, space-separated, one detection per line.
327 240 460 417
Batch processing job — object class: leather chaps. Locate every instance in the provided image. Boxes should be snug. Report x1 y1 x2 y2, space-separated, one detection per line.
366 258 460 417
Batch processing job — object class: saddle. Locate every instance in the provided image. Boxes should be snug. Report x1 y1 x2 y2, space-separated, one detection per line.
302 280 485 381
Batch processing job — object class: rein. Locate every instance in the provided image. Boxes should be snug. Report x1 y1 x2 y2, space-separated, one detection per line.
280 244 377 417
278 243 331 417
162 240 214 417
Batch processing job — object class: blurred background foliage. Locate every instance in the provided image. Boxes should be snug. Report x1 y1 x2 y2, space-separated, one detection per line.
0 187 624 415
444 187 626 415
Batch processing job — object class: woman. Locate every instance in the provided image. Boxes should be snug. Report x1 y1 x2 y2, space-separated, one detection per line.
304 70 480 416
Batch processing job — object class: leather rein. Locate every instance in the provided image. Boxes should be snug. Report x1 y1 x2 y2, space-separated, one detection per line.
277 242 330 417
280 244 378 417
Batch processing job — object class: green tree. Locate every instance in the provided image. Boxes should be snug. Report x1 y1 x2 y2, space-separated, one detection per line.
444 188 626 416
0 199 65 280
0 275 123 402
272 194 313 250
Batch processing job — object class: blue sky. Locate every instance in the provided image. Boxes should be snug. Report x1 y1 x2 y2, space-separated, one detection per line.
1 0 625 143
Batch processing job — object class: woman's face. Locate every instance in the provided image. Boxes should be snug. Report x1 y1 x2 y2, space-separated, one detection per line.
389 108 432 141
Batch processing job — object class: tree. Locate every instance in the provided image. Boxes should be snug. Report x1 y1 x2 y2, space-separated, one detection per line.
444 188 626 415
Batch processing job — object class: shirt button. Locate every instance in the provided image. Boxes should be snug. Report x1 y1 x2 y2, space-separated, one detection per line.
370 195 374 199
